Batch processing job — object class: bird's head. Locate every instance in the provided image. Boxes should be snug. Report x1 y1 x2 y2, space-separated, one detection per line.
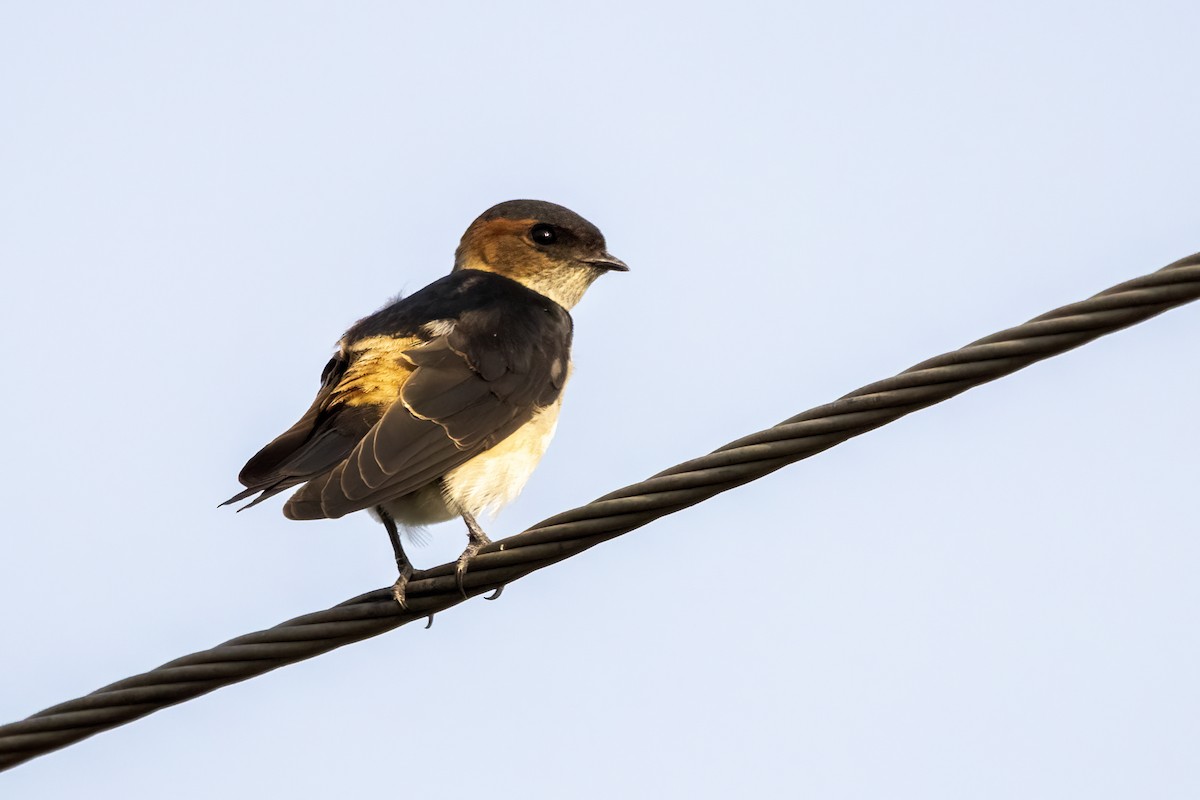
453 199 628 309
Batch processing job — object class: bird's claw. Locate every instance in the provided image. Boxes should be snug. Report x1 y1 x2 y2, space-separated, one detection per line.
455 553 475 600
391 562 414 608
454 537 492 599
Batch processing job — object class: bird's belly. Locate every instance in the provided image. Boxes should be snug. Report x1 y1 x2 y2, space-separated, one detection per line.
377 483 457 529
442 398 563 518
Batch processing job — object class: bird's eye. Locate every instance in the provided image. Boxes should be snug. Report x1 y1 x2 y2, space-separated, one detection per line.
530 224 558 246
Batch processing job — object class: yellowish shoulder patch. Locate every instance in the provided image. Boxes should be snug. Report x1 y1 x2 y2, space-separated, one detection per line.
332 335 420 407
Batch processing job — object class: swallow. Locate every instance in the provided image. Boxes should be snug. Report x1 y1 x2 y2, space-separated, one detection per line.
223 199 627 606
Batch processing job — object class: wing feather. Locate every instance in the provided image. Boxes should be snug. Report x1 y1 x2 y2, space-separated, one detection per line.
223 354 378 508
228 271 574 521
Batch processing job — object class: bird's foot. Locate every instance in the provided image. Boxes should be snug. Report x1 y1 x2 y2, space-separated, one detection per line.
455 533 492 599
391 561 414 608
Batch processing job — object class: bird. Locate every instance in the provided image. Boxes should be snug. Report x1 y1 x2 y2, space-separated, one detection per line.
223 199 627 607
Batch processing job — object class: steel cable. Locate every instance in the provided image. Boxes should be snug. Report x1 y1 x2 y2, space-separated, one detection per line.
2 251 1197 771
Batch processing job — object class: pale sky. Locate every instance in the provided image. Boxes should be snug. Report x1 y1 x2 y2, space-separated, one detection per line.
3 2 1199 798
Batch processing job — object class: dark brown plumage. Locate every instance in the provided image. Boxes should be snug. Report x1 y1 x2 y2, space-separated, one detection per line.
225 200 627 605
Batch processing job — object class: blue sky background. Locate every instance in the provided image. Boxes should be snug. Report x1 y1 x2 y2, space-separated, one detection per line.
3 2 1199 797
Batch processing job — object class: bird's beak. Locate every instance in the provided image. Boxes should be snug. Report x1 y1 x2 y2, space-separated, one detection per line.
585 252 630 272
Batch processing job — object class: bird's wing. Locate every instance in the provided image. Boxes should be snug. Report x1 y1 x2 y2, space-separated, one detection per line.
282 320 570 520
222 352 380 508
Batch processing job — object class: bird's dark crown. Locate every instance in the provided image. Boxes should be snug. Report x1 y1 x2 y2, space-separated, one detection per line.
451 199 623 309
474 199 605 246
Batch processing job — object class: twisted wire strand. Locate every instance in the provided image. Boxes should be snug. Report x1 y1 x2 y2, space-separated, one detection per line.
2 252 1197 771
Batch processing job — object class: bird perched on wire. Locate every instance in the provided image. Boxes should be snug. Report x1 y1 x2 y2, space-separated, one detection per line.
223 200 627 607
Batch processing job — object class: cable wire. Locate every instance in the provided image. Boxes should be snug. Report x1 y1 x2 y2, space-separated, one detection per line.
2 251 1198 771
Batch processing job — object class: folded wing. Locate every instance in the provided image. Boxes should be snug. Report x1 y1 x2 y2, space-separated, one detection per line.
226 290 573 521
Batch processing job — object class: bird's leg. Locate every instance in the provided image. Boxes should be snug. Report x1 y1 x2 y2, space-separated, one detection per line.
378 507 414 608
456 512 495 599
